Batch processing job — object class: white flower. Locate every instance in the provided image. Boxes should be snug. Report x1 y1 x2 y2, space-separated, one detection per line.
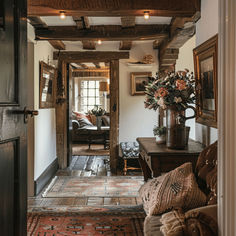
157 98 167 109
174 97 182 103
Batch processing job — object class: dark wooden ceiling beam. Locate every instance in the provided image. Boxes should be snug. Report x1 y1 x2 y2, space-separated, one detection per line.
73 16 90 29
82 40 96 50
35 25 169 41
28 16 48 28
53 51 129 62
119 41 132 50
121 16 136 28
28 16 66 50
28 0 201 17
159 13 200 72
48 40 65 50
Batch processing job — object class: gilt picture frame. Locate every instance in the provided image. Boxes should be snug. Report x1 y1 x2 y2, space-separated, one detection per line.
130 72 152 96
39 61 57 109
193 35 218 128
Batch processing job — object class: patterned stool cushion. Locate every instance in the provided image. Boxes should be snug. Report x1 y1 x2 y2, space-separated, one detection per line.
120 142 139 159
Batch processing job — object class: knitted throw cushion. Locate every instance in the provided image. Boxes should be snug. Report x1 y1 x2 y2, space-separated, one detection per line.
139 162 206 216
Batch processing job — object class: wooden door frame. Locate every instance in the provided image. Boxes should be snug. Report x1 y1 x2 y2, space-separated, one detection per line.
55 51 129 172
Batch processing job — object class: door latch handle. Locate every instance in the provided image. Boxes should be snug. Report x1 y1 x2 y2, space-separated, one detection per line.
14 107 39 123
112 103 117 112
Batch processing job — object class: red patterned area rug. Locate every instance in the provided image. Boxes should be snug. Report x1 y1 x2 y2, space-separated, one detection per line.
27 212 144 236
42 176 144 198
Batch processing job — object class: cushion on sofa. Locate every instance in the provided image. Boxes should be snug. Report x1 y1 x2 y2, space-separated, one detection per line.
102 115 110 126
78 117 93 128
160 205 218 236
72 120 80 129
139 162 206 216
195 141 217 205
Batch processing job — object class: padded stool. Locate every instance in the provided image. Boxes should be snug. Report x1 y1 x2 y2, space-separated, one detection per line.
120 142 141 175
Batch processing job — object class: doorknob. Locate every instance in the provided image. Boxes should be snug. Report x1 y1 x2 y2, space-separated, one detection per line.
14 107 39 123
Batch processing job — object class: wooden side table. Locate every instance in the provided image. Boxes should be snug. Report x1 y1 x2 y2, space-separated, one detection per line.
137 137 204 181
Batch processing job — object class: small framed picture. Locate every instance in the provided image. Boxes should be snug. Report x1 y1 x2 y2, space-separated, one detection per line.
130 72 152 96
193 35 218 128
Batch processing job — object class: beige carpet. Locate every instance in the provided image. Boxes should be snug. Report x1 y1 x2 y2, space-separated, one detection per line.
72 144 110 156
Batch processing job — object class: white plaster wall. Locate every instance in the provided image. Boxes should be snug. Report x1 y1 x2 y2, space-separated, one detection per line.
195 0 218 145
28 24 57 180
175 36 196 140
119 42 158 142
66 40 159 142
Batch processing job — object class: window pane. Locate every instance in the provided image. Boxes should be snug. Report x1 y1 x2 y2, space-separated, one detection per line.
89 81 95 87
88 89 95 96
96 89 100 96
81 88 87 97
88 106 94 111
96 81 99 87
88 97 95 105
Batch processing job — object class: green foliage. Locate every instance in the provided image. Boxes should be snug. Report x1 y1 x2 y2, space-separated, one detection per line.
88 105 106 116
153 126 166 136
144 70 195 111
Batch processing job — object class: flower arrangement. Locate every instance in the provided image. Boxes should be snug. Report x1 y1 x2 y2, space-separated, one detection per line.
144 70 195 111
88 105 106 117
153 126 166 136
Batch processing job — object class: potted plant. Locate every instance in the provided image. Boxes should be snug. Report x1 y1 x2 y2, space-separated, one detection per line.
144 70 196 149
153 126 166 144
88 105 106 130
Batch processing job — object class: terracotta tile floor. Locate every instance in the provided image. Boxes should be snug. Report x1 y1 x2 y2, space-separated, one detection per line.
28 155 143 211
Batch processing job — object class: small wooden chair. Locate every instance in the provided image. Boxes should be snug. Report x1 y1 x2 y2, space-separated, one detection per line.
119 142 141 175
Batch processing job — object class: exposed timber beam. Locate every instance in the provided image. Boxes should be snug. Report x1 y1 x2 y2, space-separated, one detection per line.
159 13 200 72
28 16 66 50
119 41 132 50
28 0 201 17
35 25 169 41
121 16 136 28
53 51 129 62
73 16 90 29
28 16 48 28
48 40 65 50
82 40 96 50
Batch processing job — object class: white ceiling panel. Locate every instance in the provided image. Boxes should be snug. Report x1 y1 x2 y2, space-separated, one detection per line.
135 16 172 24
88 17 121 25
41 16 76 26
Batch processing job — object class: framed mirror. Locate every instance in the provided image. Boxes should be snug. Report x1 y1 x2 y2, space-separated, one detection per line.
193 35 218 128
39 61 57 109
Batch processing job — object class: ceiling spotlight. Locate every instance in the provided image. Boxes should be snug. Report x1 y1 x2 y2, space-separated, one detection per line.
144 11 150 20
60 11 66 19
98 39 102 45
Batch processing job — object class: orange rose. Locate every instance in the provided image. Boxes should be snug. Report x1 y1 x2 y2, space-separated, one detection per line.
155 87 168 98
176 80 187 90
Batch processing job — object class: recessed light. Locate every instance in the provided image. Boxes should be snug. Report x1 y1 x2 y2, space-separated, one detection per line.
60 11 66 19
98 39 102 45
144 11 150 20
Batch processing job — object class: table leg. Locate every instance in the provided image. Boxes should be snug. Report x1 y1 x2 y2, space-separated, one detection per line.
123 159 127 176
138 155 152 181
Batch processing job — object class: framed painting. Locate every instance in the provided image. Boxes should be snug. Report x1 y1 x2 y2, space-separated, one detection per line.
130 72 152 96
193 35 218 128
39 61 57 109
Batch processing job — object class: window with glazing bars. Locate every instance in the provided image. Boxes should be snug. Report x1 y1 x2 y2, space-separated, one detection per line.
80 80 102 113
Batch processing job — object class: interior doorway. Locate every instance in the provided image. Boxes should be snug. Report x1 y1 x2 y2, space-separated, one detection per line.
68 61 111 168
55 51 128 172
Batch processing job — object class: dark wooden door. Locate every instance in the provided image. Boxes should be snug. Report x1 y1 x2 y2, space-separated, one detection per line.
0 0 27 235
67 64 73 166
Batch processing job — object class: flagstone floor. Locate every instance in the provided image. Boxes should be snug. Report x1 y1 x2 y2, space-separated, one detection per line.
28 155 143 211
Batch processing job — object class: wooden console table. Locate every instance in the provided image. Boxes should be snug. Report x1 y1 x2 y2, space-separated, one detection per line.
137 137 204 181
